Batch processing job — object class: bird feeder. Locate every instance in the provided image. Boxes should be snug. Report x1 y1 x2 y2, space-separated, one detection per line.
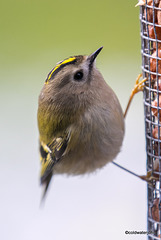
139 0 161 238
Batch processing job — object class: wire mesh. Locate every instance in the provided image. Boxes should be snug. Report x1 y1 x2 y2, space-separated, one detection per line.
140 0 161 239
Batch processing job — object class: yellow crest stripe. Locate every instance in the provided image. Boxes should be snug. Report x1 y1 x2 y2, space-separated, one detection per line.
46 57 76 83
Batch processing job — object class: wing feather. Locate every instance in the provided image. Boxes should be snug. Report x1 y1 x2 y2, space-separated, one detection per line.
39 133 69 200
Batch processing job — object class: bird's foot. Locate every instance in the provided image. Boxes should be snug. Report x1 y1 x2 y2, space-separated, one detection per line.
124 73 147 118
132 73 147 95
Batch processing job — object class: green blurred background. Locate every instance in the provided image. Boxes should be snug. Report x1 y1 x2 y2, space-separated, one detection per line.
0 0 147 240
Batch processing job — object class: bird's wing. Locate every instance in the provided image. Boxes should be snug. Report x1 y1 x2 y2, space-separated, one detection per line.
39 133 69 201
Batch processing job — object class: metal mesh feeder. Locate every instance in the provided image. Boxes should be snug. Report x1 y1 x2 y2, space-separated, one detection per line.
140 0 161 238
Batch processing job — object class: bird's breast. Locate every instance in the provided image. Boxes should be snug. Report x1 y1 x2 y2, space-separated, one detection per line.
54 106 124 175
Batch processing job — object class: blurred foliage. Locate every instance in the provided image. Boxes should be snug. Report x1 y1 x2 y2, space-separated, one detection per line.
0 0 140 69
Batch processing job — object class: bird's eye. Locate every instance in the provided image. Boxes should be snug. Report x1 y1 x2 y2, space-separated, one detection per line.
74 71 84 81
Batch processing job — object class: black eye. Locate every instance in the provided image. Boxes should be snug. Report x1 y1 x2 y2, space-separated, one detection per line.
74 71 84 81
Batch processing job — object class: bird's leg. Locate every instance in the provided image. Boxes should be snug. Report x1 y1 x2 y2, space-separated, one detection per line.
113 74 158 185
124 73 147 118
112 162 156 185
112 74 155 184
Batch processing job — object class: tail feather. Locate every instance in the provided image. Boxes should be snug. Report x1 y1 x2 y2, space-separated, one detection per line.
40 172 53 206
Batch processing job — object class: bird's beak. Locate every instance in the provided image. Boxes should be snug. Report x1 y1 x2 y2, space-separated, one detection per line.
88 46 103 66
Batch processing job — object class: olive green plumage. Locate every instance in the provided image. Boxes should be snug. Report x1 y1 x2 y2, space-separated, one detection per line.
37 47 125 199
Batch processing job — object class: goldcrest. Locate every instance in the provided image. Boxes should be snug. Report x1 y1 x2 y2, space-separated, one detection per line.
37 47 125 197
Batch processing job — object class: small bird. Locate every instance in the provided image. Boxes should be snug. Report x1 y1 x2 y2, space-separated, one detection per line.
37 47 146 200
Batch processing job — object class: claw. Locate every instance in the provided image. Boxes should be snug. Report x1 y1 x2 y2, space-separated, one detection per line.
132 73 147 95
124 73 147 118
140 171 159 187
